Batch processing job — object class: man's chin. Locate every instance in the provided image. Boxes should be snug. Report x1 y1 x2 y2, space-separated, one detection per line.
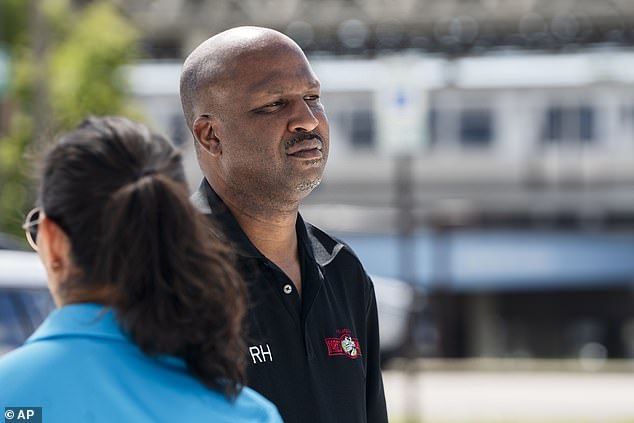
295 177 322 193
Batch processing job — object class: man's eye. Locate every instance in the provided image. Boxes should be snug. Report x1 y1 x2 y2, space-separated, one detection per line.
255 101 286 113
305 95 320 102
263 100 286 109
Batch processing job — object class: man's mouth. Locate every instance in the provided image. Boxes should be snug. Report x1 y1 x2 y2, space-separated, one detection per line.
285 135 323 159
287 143 322 158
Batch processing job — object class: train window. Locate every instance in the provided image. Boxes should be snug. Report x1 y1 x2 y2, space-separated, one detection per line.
542 105 595 144
426 107 493 149
350 110 376 149
460 109 493 147
579 106 594 142
322 91 375 150
544 107 564 141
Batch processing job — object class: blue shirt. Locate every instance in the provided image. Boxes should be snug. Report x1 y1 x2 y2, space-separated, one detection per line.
0 303 283 423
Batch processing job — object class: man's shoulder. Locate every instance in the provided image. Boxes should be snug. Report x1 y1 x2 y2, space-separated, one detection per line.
304 222 365 270
304 222 375 311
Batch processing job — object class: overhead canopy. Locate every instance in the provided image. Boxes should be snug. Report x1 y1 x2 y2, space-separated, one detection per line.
340 230 634 292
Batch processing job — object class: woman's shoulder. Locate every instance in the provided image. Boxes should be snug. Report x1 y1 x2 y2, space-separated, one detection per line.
191 386 283 422
0 339 77 405
0 341 283 422
0 338 71 375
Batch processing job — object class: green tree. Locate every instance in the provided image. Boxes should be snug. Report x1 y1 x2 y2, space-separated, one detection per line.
0 0 139 244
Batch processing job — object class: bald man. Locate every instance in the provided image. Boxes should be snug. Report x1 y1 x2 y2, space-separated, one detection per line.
182 27 388 423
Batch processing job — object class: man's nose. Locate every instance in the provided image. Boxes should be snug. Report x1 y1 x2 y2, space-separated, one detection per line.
288 100 319 133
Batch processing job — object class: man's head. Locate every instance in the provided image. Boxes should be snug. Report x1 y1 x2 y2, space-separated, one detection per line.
180 26 329 212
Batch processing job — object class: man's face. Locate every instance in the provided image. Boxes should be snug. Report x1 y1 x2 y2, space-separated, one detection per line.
210 43 330 208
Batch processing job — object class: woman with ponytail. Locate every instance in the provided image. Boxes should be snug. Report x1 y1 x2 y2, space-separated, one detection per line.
0 116 282 423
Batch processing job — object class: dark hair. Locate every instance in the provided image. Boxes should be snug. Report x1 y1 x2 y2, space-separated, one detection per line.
39 116 246 398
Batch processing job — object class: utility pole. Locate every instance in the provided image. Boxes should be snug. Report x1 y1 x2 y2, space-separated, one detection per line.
395 154 424 421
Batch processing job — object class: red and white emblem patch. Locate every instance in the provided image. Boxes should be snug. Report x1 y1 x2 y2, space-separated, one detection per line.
325 329 362 359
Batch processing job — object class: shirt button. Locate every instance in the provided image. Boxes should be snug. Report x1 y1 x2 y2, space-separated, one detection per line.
283 284 292 294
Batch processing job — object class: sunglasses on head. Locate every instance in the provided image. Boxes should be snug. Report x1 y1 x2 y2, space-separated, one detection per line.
22 207 43 251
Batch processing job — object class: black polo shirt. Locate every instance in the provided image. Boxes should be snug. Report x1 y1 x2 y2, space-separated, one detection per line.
192 180 388 423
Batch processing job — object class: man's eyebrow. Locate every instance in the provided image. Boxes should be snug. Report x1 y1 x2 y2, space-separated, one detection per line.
249 75 321 94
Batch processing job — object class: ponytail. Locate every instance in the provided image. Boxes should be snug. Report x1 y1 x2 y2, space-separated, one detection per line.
97 173 246 397
39 116 246 397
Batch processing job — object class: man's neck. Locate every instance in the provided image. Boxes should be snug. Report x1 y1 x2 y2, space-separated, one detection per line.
218 190 304 296
229 202 299 264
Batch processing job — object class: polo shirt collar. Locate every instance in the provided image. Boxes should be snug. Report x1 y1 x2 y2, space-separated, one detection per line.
27 303 127 344
192 179 316 263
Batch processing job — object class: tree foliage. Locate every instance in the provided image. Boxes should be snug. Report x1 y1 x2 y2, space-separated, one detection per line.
0 0 139 243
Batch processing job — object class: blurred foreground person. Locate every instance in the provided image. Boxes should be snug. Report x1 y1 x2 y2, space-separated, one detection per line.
181 27 388 422
0 117 282 423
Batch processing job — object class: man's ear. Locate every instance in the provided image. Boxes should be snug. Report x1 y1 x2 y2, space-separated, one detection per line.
193 115 222 157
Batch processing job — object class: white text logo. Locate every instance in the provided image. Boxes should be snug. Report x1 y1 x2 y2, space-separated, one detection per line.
249 344 273 364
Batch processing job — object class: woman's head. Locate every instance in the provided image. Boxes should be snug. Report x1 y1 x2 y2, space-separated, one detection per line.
31 116 247 397
35 116 185 300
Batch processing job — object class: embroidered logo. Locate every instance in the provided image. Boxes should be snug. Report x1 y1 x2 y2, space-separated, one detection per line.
325 329 362 359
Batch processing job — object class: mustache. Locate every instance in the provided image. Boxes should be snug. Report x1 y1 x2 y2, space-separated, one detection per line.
284 132 323 150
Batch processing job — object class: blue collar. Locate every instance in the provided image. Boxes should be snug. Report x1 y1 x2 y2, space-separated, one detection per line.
28 303 189 370
27 303 128 344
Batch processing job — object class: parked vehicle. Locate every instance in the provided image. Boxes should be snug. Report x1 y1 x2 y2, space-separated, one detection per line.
371 274 416 361
0 250 416 362
0 249 53 355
